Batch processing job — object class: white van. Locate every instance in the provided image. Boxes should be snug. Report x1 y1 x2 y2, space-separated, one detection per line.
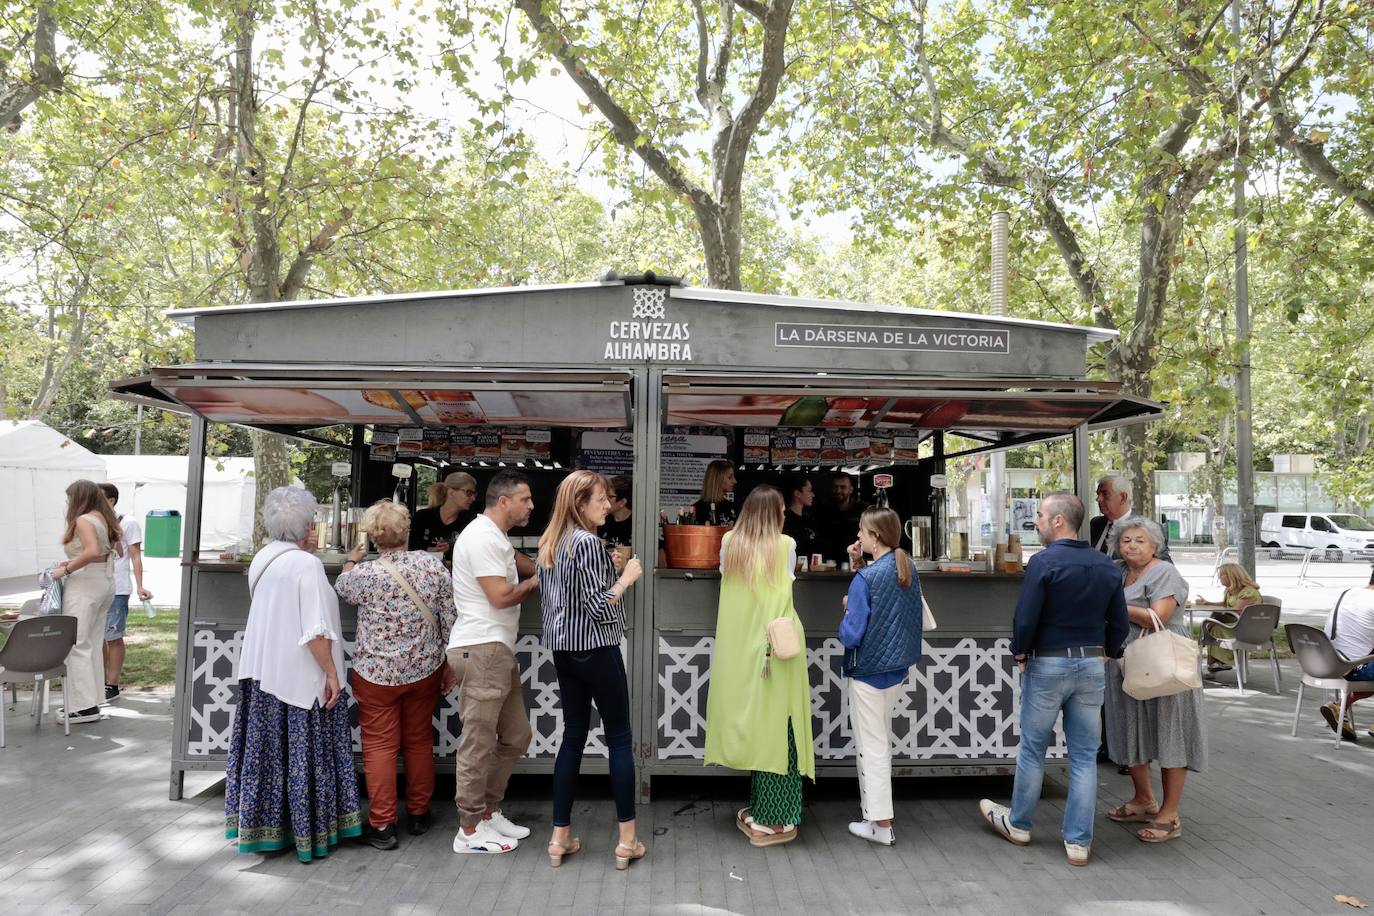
1259 512 1374 561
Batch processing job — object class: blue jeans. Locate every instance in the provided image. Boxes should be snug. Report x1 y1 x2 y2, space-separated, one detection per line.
551 645 635 827
1010 656 1106 847
104 594 130 640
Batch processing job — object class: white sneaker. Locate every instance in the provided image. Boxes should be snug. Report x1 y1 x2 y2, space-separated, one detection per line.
486 809 531 840
978 799 1030 846
848 820 895 846
452 821 518 855
1065 842 1090 866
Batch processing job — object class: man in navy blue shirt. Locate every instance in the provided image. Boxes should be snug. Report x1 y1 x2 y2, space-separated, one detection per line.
979 492 1128 867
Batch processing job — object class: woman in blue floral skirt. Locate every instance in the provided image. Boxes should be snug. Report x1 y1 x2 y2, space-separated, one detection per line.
224 486 362 861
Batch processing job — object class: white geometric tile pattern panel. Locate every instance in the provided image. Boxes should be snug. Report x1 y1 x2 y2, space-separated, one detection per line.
631 286 667 319
186 628 602 759
656 635 1066 761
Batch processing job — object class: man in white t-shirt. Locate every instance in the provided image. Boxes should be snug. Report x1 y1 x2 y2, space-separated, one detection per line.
447 470 540 854
1321 567 1374 739
99 484 153 703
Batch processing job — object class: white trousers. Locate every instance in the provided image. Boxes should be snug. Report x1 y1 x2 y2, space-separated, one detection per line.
848 677 903 822
62 562 114 712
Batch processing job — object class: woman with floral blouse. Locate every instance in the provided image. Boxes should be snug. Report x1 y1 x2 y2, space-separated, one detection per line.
335 500 457 850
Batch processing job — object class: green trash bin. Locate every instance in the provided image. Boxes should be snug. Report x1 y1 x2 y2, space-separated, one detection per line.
143 510 183 557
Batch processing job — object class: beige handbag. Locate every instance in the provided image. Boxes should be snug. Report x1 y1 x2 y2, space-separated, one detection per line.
1122 608 1202 700
762 616 802 678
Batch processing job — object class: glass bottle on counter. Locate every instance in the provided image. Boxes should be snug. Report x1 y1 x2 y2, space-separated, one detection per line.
708 502 718 525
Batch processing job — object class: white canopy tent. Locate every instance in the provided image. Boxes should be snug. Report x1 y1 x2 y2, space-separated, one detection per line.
101 455 257 553
0 421 107 579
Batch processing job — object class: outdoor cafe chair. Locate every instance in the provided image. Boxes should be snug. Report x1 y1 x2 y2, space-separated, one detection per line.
0 615 78 748
1201 603 1282 694
1285 623 1374 750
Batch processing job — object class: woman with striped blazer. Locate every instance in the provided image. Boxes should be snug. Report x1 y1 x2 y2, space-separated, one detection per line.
537 470 645 869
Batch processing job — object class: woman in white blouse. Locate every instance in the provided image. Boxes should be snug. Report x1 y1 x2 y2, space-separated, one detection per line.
224 486 363 862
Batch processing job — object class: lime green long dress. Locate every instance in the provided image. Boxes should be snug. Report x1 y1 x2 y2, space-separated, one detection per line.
704 533 815 824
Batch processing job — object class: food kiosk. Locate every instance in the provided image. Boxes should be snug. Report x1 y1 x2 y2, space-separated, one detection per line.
111 277 1161 799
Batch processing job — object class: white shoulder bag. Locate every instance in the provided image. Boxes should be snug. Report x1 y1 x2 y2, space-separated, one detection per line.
1122 607 1202 700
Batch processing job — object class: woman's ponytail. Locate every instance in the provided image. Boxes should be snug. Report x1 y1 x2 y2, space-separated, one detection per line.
894 548 913 589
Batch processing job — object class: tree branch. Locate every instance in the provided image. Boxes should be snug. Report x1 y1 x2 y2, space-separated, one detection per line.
513 0 713 210
717 0 792 194
278 207 354 300
0 4 63 129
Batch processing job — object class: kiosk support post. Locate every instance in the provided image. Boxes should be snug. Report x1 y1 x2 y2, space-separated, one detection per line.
632 367 661 802
1072 426 1091 539
169 414 207 800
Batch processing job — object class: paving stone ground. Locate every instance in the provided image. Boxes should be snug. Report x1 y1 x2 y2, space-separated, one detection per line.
3 660 1373 915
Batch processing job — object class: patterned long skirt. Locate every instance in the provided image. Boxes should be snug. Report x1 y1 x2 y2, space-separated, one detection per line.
749 719 803 826
225 679 363 862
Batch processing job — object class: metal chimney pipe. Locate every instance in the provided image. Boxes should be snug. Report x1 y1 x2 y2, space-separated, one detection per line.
991 211 1009 317
989 211 1010 550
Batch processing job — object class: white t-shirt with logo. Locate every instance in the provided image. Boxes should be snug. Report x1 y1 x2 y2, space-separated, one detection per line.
1326 588 1374 662
113 517 144 596
449 514 521 650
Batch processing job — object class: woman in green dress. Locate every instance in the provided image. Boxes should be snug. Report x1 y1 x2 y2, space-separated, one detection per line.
704 485 815 847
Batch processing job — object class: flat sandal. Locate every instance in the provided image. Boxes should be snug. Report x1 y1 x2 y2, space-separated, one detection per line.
548 836 581 867
1107 802 1160 823
1137 818 1182 844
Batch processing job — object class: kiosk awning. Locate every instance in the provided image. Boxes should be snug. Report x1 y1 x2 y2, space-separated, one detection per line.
111 365 634 430
662 371 1161 452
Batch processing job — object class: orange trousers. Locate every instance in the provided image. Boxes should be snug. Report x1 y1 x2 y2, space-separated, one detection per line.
352 667 443 829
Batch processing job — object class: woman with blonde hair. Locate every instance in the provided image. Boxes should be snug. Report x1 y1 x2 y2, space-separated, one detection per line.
409 471 478 562
335 499 456 850
840 506 924 845
537 470 644 868
1194 562 1262 675
705 485 814 847
693 459 738 525
50 479 124 724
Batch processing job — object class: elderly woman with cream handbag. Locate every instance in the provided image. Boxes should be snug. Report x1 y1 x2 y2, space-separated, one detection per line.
1103 515 1207 845
704 485 815 848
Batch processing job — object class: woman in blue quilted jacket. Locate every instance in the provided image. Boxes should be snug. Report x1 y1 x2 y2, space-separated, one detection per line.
841 506 924 846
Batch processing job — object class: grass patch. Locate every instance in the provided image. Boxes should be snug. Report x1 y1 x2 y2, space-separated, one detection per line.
120 611 180 689
0 607 180 690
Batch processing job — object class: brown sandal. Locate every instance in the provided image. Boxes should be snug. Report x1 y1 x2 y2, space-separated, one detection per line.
1137 818 1182 843
736 807 756 838
1107 802 1160 823
748 823 798 847
548 836 581 867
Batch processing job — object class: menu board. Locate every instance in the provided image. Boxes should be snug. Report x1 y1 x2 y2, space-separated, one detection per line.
370 426 399 462
770 431 797 464
743 428 770 463
659 431 730 518
796 431 821 463
448 430 475 462
396 428 422 459
577 431 635 476
420 427 449 460
819 432 847 466
869 435 894 464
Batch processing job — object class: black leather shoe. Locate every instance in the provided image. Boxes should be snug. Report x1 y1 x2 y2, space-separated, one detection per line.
365 823 399 850
406 810 433 836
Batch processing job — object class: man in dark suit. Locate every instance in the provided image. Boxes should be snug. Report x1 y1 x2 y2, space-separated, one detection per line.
1090 476 1172 563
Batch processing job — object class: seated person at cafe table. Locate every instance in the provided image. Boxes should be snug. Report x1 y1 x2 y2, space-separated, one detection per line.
1320 568 1374 741
1192 562 1263 675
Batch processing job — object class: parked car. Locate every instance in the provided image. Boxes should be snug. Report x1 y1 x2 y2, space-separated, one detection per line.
1259 512 1374 561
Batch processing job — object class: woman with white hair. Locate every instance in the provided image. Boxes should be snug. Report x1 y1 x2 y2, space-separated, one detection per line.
1102 514 1207 845
225 486 362 862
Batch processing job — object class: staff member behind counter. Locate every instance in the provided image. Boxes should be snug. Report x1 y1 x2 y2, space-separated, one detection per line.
408 472 477 561
692 460 739 526
822 472 867 563
783 476 820 561
598 475 668 567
